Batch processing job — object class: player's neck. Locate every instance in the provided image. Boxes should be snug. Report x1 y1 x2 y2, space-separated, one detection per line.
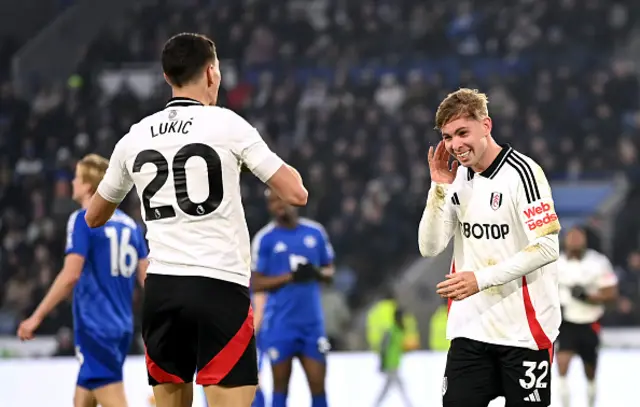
567 249 586 260
171 87 209 106
471 138 502 173
277 217 298 229
80 195 92 209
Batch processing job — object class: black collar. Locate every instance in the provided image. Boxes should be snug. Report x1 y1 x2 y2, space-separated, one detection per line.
165 97 204 108
467 144 513 180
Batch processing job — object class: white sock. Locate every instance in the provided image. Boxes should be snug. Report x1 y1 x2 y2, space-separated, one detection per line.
558 376 571 407
587 380 597 407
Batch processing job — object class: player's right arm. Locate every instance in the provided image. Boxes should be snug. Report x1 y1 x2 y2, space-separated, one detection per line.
134 226 149 288
418 142 459 257
250 229 293 292
585 254 619 304
252 291 267 332
86 139 134 227
17 212 88 340
227 109 307 206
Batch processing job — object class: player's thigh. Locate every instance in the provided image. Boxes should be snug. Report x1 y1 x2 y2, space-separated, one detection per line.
299 332 330 393
142 274 198 385
300 332 331 364
577 324 600 371
191 276 258 388
442 338 500 407
152 383 193 407
204 385 256 407
92 382 129 407
498 346 553 407
73 386 97 407
75 331 130 391
556 321 581 355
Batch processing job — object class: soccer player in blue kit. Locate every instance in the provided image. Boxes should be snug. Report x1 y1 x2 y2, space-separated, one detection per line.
251 189 335 407
18 154 149 407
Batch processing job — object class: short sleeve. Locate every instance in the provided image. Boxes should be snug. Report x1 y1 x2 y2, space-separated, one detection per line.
596 255 618 288
514 160 561 242
251 232 270 274
316 225 335 266
226 109 284 182
97 138 134 203
135 226 149 260
65 211 91 257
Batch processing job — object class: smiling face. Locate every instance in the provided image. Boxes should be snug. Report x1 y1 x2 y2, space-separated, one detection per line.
441 115 493 168
435 88 492 168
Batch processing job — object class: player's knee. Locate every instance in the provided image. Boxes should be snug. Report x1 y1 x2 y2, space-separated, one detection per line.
583 362 597 380
271 373 290 393
307 377 325 395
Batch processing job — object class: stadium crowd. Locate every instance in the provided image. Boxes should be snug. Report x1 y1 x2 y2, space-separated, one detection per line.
2 0 640 346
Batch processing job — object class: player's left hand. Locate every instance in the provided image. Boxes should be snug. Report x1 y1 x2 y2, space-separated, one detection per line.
436 272 480 301
570 286 590 302
292 263 323 283
17 315 42 341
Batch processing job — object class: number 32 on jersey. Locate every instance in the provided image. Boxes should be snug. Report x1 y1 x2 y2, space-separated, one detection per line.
133 143 224 221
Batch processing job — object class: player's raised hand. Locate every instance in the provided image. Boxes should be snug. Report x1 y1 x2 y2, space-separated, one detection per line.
428 142 459 184
436 272 479 301
17 315 42 341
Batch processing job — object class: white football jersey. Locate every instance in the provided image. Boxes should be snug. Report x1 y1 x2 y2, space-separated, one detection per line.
97 98 284 286
419 145 562 350
557 249 617 324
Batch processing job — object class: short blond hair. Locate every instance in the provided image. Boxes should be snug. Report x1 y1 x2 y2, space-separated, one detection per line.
77 154 109 192
435 88 489 130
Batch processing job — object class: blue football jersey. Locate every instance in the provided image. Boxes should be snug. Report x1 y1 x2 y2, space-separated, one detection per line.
65 208 148 336
251 218 334 331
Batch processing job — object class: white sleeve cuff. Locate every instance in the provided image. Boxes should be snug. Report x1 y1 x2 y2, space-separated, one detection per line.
250 153 285 182
96 181 128 204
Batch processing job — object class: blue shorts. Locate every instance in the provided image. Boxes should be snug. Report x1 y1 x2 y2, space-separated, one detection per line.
75 331 132 390
261 326 329 365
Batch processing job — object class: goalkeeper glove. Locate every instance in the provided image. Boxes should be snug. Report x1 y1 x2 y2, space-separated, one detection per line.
570 286 590 302
291 263 322 283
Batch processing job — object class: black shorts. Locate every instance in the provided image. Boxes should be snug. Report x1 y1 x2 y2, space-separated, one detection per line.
443 338 553 407
142 274 258 387
556 320 600 366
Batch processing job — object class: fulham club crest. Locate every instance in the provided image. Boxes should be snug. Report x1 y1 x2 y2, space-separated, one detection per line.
490 192 503 211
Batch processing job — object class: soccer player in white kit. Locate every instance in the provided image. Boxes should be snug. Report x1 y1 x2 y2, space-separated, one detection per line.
418 89 562 407
84 33 308 407
556 227 618 407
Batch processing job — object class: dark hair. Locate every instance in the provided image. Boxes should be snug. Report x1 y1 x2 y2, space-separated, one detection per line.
161 33 217 87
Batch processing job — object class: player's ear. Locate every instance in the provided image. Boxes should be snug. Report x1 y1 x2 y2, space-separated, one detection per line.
482 116 492 136
203 64 216 88
163 73 173 87
207 62 221 87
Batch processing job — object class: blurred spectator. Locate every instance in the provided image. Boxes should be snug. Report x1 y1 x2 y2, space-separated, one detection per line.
321 285 351 351
51 327 75 357
607 251 640 326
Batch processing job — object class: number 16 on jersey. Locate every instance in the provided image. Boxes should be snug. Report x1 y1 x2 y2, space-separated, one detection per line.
104 226 139 278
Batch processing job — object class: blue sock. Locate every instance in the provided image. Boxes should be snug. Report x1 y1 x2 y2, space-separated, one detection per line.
252 387 265 407
272 392 287 407
312 393 328 407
